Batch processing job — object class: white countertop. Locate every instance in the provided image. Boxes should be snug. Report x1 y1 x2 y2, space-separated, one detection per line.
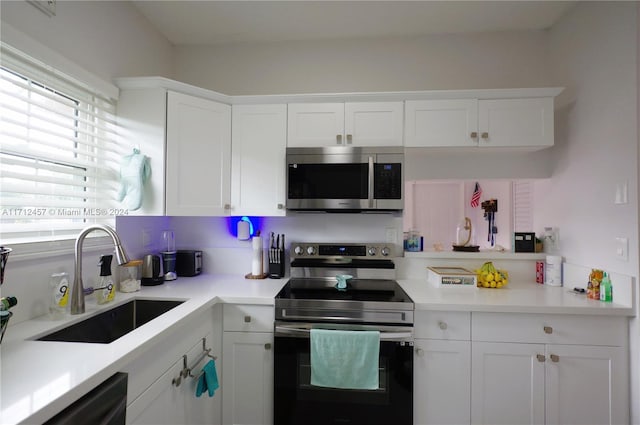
1 274 633 424
400 279 634 315
0 274 286 425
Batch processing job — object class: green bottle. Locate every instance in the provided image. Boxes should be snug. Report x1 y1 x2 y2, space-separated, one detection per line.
600 272 612 302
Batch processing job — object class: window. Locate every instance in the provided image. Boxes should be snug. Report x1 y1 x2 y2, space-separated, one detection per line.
0 44 123 244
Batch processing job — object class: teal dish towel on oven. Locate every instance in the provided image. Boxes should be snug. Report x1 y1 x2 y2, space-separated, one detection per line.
196 359 219 397
310 329 380 390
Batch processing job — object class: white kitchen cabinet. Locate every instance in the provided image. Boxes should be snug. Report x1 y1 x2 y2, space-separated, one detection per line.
287 102 403 147
414 311 471 425
123 306 222 425
222 304 274 425
231 104 287 216
471 313 629 425
115 86 169 215
128 331 219 425
471 341 545 425
405 97 553 149
166 91 232 216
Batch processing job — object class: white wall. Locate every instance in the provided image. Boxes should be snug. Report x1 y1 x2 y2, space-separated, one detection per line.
174 30 551 95
537 2 637 278
536 2 638 421
0 0 174 84
0 0 173 325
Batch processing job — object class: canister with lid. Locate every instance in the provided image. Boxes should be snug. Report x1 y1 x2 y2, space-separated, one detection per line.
118 259 142 292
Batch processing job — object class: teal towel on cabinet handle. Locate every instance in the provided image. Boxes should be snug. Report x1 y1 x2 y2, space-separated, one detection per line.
310 328 380 390
195 359 219 397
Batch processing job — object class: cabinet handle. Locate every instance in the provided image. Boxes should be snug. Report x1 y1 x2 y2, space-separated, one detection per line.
244 315 251 323
550 354 560 363
336 134 343 144
536 354 546 362
264 343 272 350
415 348 424 357
346 134 353 144
277 203 284 210
224 204 231 210
481 132 489 139
543 326 553 334
470 132 478 139
438 321 448 330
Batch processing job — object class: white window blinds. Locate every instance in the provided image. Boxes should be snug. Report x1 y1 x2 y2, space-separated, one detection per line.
512 180 534 232
0 44 124 244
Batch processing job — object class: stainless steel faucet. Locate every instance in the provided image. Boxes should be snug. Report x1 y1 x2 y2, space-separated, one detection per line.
70 224 130 315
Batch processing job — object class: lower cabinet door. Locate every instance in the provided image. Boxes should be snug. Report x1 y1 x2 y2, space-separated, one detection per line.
222 332 274 425
545 344 628 425
471 342 545 425
127 332 220 425
414 339 471 425
127 358 188 425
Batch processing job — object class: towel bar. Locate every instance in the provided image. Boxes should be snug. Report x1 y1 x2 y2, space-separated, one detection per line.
172 337 217 387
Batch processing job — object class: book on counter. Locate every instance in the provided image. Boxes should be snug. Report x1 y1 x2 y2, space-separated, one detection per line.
427 266 477 287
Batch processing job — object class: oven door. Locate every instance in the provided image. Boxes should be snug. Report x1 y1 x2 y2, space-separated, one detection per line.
274 323 413 425
286 152 373 210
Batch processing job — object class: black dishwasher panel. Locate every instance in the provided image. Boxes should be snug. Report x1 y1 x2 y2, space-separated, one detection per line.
44 372 128 425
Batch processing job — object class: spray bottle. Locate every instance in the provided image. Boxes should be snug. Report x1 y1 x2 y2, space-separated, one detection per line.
96 255 115 304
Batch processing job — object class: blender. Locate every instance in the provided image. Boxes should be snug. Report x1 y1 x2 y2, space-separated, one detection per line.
161 230 177 281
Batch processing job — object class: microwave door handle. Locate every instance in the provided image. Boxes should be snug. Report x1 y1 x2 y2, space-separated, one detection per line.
368 156 374 208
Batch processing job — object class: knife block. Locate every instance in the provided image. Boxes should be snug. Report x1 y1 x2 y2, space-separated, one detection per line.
268 249 285 279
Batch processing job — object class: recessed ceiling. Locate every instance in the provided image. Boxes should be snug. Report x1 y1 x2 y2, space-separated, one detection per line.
132 1 578 46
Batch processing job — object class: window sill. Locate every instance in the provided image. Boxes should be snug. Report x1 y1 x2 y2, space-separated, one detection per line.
5 237 113 263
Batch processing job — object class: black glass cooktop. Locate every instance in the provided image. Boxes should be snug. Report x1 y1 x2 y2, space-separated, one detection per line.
276 278 412 304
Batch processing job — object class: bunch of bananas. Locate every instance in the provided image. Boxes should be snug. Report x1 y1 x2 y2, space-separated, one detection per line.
475 261 509 288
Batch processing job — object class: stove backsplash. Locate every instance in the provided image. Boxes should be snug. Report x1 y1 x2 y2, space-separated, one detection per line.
116 214 403 276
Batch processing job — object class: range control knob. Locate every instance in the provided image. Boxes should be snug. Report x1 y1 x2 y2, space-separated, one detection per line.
306 246 316 255
368 247 377 256
381 247 391 256
293 245 304 255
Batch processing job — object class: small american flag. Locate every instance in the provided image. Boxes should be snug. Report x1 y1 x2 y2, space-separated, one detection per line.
470 182 482 208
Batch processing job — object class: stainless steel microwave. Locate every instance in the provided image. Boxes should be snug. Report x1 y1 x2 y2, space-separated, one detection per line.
286 146 404 211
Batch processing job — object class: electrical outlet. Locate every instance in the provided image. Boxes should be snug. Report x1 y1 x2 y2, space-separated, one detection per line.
615 237 628 261
386 228 398 244
142 229 151 248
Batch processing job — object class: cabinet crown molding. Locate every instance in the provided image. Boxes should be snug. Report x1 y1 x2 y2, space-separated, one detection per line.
115 77 563 105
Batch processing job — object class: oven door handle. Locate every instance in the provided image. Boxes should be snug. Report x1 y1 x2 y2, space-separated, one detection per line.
275 326 413 341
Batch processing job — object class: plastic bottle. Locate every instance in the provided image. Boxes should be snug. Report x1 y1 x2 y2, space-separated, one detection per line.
0 296 17 311
49 272 68 319
96 255 115 305
600 272 613 302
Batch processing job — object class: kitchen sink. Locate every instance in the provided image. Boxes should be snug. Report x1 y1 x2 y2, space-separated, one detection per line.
37 299 184 344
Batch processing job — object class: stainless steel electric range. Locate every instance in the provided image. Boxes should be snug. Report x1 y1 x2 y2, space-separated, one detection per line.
274 242 414 425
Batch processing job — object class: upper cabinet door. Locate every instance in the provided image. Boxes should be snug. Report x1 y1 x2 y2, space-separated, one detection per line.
287 103 345 147
478 98 554 148
344 102 404 146
404 99 479 147
231 104 287 216
166 91 231 216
